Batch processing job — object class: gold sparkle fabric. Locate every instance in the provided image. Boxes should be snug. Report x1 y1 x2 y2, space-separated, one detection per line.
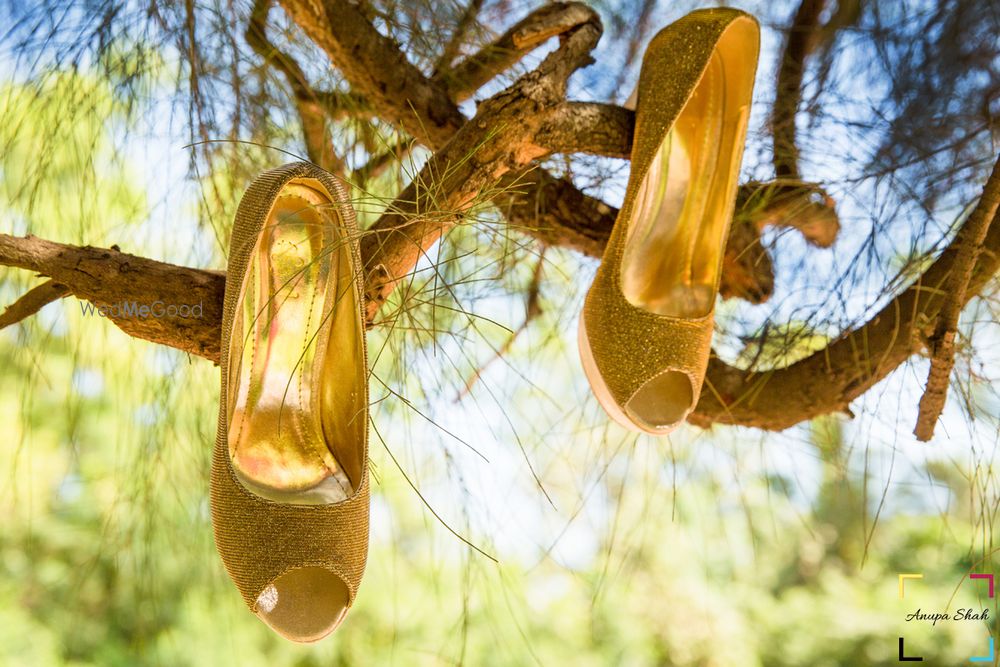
581 9 760 432
211 163 369 614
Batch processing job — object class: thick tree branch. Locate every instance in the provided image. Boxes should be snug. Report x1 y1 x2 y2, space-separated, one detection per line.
279 0 466 147
0 279 70 329
539 102 633 159
913 155 1000 440
0 234 224 359
689 153 1000 430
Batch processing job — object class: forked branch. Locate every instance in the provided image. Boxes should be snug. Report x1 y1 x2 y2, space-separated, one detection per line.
690 153 1000 430
4 1 992 434
433 2 601 102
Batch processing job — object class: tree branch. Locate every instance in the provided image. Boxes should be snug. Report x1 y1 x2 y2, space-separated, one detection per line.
539 102 633 159
689 153 1000 430
432 2 600 102
913 154 1000 440
772 0 828 180
432 0 486 76
0 234 225 359
279 0 466 147
247 0 345 174
0 279 70 329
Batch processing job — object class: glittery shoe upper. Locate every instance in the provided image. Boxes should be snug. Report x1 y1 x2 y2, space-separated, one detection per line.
211 162 369 642
581 9 760 434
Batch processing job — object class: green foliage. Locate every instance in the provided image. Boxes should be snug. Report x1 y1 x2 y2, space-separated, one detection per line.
0 74 146 242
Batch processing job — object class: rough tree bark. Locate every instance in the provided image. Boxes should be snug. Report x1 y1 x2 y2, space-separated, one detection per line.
912 156 1000 440
1 0 995 433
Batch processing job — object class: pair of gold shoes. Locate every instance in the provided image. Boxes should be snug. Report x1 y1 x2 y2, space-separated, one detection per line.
210 8 759 643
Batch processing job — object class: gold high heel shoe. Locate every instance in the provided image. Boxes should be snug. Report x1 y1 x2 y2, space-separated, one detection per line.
211 162 369 642
579 8 760 435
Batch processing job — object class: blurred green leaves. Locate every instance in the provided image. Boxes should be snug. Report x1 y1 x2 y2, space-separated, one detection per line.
1 73 146 243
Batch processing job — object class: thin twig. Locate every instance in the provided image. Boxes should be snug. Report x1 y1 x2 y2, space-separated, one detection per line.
455 248 546 400
432 0 486 76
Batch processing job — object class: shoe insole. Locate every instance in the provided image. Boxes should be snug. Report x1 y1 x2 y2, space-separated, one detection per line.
228 182 364 505
622 46 751 319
